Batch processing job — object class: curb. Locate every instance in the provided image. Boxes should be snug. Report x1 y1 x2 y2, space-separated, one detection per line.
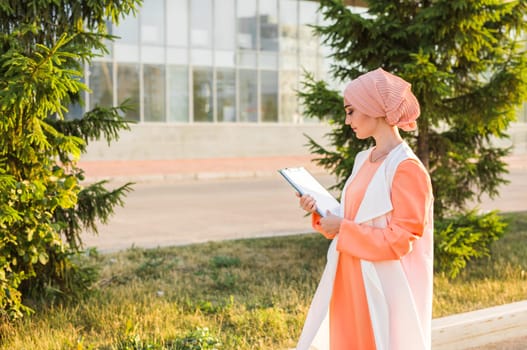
286 301 527 349
431 300 527 349
82 170 293 184
79 154 526 184
82 169 331 184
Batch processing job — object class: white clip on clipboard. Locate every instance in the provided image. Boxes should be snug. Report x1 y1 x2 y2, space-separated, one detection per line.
279 167 340 217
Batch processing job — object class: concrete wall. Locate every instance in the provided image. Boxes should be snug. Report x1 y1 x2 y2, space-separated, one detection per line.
82 122 527 161
82 123 334 160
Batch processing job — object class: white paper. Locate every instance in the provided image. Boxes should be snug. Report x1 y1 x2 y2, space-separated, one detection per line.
279 167 340 217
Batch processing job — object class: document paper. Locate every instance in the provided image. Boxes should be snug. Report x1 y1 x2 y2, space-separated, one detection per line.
279 167 340 217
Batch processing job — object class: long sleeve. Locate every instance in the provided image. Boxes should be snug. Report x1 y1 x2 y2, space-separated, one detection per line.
336 159 432 261
312 212 337 239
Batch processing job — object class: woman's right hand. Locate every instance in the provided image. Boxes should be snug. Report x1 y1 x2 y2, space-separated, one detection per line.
296 193 317 214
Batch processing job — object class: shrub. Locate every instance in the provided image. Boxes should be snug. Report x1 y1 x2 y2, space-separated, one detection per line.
435 210 508 278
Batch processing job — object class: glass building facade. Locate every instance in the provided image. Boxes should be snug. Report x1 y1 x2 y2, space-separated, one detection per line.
84 0 333 124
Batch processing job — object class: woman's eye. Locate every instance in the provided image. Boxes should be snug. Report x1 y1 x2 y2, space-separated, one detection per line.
346 110 353 115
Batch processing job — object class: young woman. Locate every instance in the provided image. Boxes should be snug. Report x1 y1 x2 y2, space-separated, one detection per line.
296 68 434 350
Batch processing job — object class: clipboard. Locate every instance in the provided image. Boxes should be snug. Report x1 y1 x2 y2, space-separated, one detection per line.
279 167 340 217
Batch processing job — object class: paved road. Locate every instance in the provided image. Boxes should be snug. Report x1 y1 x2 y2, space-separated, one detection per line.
82 175 326 252
81 168 527 252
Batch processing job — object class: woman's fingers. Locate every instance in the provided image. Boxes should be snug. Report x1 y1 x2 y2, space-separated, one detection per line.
299 194 316 213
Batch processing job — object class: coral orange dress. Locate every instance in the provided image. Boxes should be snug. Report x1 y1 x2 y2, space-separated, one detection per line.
306 145 433 349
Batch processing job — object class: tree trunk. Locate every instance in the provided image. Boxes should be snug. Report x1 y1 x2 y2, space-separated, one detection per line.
417 117 430 171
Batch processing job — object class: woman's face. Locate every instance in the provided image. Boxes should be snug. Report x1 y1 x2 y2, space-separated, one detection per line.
344 102 380 139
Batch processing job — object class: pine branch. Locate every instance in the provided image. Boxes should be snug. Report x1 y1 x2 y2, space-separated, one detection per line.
53 181 134 251
47 102 134 147
0 0 143 319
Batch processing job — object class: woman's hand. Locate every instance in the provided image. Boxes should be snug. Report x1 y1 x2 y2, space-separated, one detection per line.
320 211 342 236
296 193 317 214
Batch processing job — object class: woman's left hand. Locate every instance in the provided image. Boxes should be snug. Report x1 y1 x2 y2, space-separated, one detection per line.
319 211 342 236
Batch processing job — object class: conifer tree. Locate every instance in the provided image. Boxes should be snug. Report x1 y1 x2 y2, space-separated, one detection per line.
0 0 142 318
300 0 526 277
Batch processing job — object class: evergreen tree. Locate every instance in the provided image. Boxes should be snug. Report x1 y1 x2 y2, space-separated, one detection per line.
0 0 142 319
300 0 526 277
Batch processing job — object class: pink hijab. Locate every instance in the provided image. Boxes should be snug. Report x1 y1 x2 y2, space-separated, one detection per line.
343 68 420 131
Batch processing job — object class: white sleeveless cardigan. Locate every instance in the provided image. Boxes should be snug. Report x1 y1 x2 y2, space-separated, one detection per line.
296 142 434 350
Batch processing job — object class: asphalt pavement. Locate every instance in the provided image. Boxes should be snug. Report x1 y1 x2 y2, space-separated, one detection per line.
80 167 527 253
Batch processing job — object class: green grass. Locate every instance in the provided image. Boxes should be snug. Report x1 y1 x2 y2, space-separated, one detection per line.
2 212 527 350
433 211 527 316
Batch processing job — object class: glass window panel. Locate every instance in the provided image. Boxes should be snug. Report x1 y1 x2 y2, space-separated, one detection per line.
299 54 317 76
65 102 84 120
281 52 297 70
237 0 257 50
318 36 336 83
299 1 318 25
215 50 235 68
191 0 212 48
89 61 113 110
260 52 278 70
259 0 278 51
214 0 235 50
299 1 319 53
94 22 114 59
261 71 278 122
167 0 188 47
65 76 86 120
114 44 139 62
114 12 139 44
239 69 258 122
191 49 213 66
117 63 140 121
317 11 333 70
142 46 166 64
237 51 257 68
101 40 113 60
279 70 299 123
141 0 165 45
216 69 236 122
167 48 188 64
193 68 213 122
321 45 340 90
143 65 166 122
279 0 298 53
315 51 326 80
168 65 189 122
